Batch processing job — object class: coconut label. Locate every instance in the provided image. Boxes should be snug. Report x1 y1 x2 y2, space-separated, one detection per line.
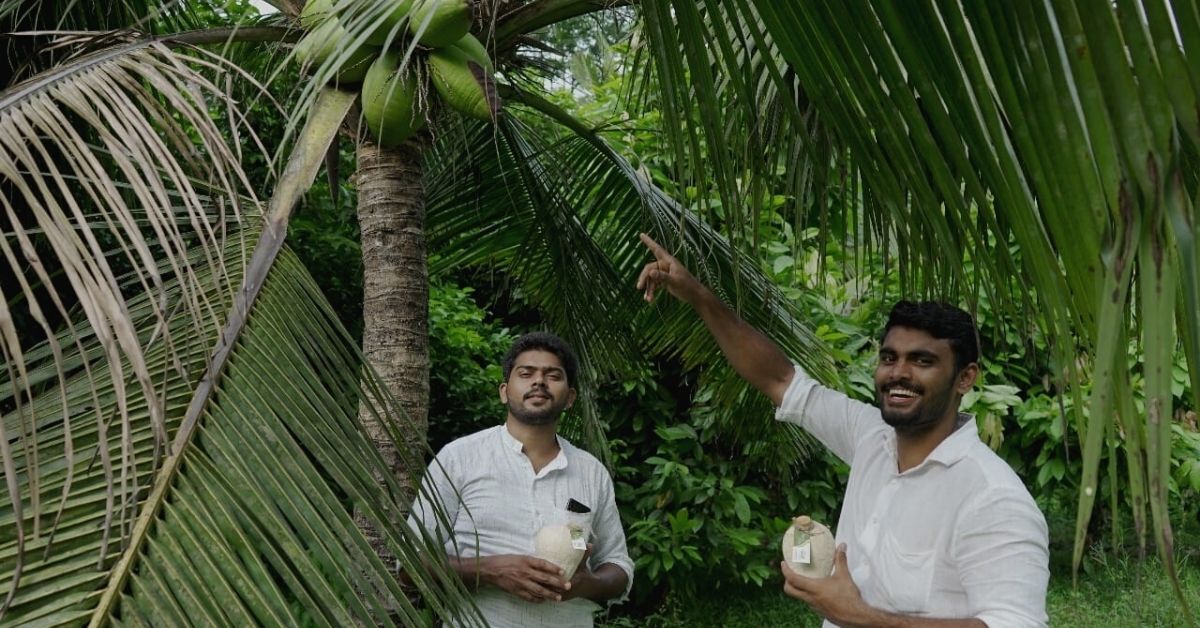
791 541 812 565
570 527 587 550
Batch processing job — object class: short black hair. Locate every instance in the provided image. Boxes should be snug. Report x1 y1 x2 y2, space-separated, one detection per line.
502 332 580 388
882 301 980 371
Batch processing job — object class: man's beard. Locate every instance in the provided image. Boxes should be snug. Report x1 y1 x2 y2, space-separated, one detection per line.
876 379 957 436
508 390 566 426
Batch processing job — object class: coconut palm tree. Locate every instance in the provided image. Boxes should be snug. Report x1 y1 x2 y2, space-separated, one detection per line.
0 0 834 624
7 0 1195 623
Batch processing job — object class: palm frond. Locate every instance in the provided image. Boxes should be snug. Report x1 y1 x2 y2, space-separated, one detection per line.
424 91 835 468
1 41 261 616
1 31 480 625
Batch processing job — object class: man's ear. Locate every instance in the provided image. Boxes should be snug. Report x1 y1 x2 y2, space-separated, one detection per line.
499 382 509 404
565 388 577 409
956 363 980 394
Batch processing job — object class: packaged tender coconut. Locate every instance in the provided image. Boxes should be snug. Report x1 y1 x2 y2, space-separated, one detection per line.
533 522 588 580
781 515 835 578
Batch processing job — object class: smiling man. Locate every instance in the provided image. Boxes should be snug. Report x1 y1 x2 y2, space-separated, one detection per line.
637 234 1048 627
408 332 632 627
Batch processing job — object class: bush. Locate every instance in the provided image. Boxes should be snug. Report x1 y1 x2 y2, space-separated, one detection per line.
427 282 515 450
602 364 848 613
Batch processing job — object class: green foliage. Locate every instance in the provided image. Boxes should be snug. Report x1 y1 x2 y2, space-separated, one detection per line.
427 283 515 450
606 370 775 598
289 175 364 340
601 366 846 608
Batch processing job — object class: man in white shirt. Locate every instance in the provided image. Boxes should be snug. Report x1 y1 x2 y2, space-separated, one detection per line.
409 332 633 627
637 234 1049 627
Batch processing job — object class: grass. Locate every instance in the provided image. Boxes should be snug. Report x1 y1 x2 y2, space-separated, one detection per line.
600 557 1200 627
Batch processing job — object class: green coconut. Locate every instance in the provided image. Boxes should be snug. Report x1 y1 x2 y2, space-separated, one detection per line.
295 19 379 84
449 33 492 72
361 0 417 46
408 0 471 48
361 51 427 146
299 0 334 29
429 41 498 121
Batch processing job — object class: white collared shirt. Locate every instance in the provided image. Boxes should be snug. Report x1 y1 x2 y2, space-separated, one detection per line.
408 424 633 628
776 368 1049 627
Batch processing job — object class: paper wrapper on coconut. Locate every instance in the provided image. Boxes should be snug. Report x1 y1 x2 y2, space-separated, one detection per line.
533 523 587 580
361 51 426 147
409 0 471 47
294 19 379 84
781 515 835 578
430 42 498 121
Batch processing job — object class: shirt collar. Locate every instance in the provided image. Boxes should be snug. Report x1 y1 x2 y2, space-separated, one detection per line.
884 413 979 473
499 423 525 452
925 413 978 466
499 423 569 474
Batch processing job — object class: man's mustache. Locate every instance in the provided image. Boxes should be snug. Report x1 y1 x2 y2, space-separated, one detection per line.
524 388 553 400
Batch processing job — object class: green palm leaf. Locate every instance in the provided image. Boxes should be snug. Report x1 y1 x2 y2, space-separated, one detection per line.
425 94 834 468
0 28 481 626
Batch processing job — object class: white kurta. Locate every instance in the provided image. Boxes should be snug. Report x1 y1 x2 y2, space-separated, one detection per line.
776 368 1049 627
409 425 633 627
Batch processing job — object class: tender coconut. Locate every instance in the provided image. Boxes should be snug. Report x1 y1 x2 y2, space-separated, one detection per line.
361 51 427 147
294 19 379 84
408 0 471 47
429 39 498 120
533 523 587 580
299 0 334 29
780 515 835 578
360 0 417 46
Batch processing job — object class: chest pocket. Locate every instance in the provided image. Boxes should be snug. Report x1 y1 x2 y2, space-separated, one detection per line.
872 531 936 613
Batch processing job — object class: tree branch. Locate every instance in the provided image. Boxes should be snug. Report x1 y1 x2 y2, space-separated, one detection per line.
165 26 301 46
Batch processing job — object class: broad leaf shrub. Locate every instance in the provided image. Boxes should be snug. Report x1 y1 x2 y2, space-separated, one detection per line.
600 362 848 610
427 282 516 450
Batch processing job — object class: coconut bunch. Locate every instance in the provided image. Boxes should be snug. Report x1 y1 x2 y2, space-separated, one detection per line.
294 0 500 147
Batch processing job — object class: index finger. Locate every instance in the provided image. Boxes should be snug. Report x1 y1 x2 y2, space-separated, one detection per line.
639 232 669 258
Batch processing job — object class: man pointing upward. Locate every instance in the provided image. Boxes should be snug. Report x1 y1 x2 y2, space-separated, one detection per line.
637 234 1048 628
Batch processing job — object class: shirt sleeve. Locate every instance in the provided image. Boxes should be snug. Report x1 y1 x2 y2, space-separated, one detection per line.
406 446 462 553
773 364 884 465
587 467 634 603
954 488 1050 627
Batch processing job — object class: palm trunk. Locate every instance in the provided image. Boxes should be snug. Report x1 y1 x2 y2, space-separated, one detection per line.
353 136 429 574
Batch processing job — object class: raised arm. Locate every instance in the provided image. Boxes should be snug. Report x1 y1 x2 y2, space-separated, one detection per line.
637 233 794 406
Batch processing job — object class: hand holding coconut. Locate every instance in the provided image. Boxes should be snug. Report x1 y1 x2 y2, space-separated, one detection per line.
461 554 569 603
780 543 875 627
